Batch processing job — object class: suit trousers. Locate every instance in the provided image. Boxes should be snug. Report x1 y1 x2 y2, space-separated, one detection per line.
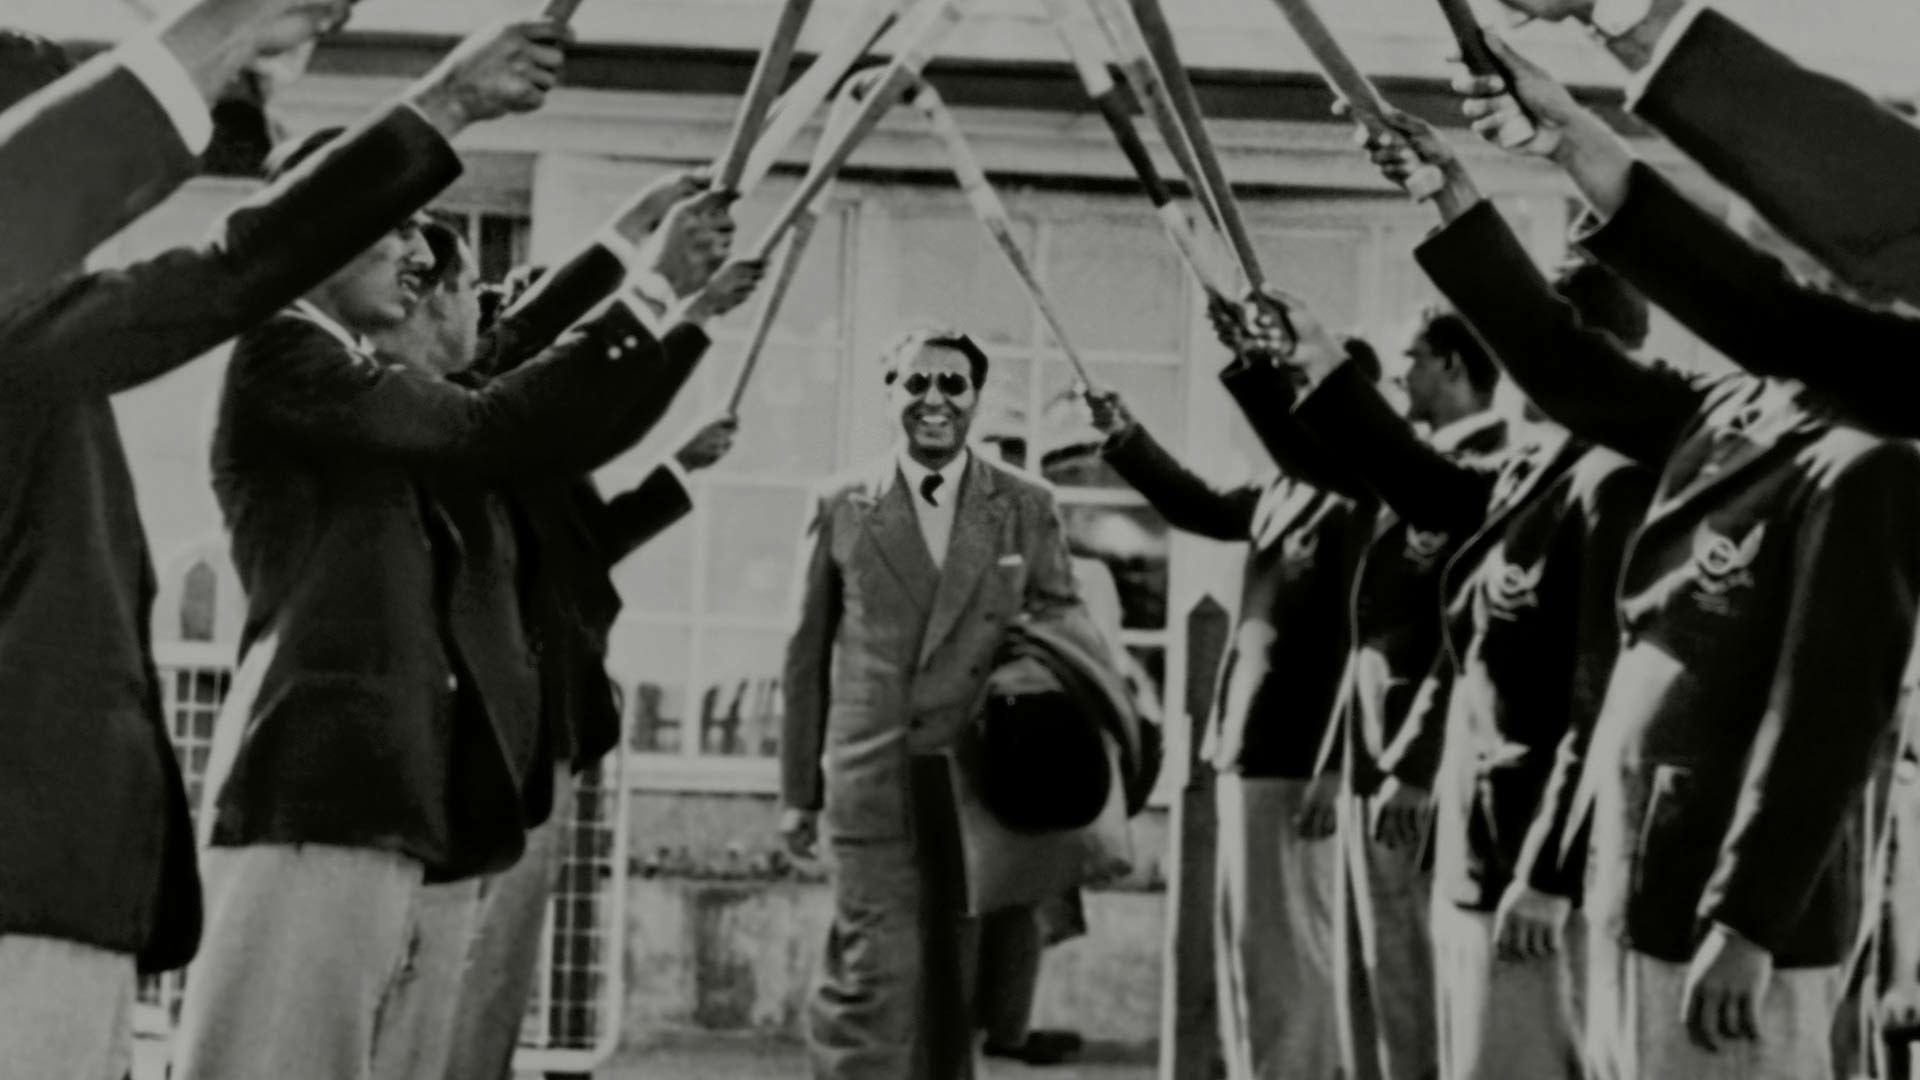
170 844 480 1080
1213 775 1342 1080
1336 792 1438 1080
1586 931 1842 1080
0 934 134 1080
442 767 577 1080
973 904 1043 1046
810 755 977 1080
1430 901 1585 1080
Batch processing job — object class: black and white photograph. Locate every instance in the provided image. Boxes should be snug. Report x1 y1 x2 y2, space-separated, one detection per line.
0 0 1915 1078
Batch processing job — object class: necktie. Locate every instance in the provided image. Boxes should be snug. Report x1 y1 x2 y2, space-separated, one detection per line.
920 472 944 507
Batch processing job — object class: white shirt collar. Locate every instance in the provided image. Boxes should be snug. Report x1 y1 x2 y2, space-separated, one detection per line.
897 447 970 499
288 299 375 356
1429 408 1504 456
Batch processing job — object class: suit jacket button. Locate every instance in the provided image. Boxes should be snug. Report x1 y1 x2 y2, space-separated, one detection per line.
445 674 459 693
606 346 622 360
623 336 640 349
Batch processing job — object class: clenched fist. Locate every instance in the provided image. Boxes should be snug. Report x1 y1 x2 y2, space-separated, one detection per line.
407 18 573 136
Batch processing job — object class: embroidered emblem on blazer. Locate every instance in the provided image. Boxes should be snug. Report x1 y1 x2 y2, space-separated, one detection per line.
1482 549 1544 621
1280 528 1320 564
1403 528 1450 570
1689 520 1766 612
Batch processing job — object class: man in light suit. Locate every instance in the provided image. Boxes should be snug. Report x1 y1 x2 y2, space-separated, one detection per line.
1371 72 1920 1078
0 0 356 305
1472 0 1920 306
0 16 561 1080
781 327 1092 1079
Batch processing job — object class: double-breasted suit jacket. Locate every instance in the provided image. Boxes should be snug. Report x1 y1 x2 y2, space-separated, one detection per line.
1102 357 1375 780
1628 8 1920 304
1420 197 1920 967
1298 361 1654 911
781 452 1088 841
209 287 702 881
1314 407 1509 799
0 104 461 973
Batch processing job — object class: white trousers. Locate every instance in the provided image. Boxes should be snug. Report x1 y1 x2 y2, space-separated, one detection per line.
1586 931 1842 1080
1213 775 1342 1080
1335 792 1438 1080
0 934 135 1080
1431 901 1584 1080
170 844 479 1080
442 768 576 1080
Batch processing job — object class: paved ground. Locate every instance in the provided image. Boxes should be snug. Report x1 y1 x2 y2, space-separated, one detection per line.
136 1032 1154 1079
538 1034 1155 1080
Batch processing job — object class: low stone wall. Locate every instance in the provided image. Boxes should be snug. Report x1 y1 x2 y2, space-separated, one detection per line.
617 879 1167 1054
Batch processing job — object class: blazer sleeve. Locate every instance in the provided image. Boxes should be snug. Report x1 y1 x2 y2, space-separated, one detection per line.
1294 360 1495 536
1579 163 1920 439
1218 354 1371 499
1632 8 1920 305
471 244 630 378
567 322 712 472
0 59 197 307
1415 200 1702 469
1379 657 1453 791
1102 422 1261 542
1699 439 1920 954
594 464 696 564
780 490 840 813
0 103 462 410
1514 456 1656 898
230 303 676 479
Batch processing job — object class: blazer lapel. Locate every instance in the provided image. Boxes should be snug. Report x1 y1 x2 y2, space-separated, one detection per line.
860 462 940 614
1635 389 1820 541
1451 434 1582 579
918 457 1009 666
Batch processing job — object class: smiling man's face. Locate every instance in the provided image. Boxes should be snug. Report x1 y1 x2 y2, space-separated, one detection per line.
888 342 980 468
316 214 434 335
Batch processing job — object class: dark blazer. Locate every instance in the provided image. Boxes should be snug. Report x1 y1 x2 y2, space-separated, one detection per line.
0 59 198 306
1312 406 1509 799
1297 362 1652 909
1632 8 1920 305
1576 162 1920 440
208 297 696 881
1420 199 1920 966
0 105 460 974
1102 360 1374 779
470 247 710 770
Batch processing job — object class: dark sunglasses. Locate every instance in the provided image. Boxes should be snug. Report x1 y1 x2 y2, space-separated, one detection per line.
892 371 972 399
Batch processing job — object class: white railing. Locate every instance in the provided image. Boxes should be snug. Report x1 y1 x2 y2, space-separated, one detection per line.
135 641 631 1075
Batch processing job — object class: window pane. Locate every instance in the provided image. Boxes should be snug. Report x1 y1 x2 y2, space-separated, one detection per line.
972 355 1034 471
607 504 694 616
693 627 787 759
1036 360 1182 488
607 622 691 754
1061 502 1170 631
1253 228 1366 335
1045 217 1185 355
703 484 809 618
711 188 843 341
719 344 841 476
888 212 1036 346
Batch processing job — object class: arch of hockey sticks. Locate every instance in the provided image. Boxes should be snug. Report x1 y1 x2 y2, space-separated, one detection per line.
702 0 1531 410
